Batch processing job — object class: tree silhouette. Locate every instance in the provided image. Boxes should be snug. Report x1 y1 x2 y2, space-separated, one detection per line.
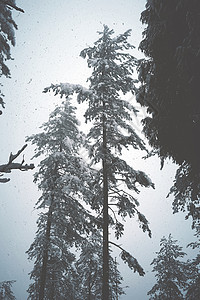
137 0 200 228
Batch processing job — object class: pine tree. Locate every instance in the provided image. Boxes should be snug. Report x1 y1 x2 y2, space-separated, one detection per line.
167 163 200 229
26 99 97 299
75 232 125 299
185 260 200 300
109 257 126 300
0 280 16 300
44 25 154 299
0 0 24 112
148 234 187 300
185 227 200 299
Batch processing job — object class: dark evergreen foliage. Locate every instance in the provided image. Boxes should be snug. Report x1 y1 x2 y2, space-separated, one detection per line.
137 0 200 228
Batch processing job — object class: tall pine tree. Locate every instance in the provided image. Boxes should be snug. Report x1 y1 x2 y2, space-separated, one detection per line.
44 25 154 299
26 99 97 299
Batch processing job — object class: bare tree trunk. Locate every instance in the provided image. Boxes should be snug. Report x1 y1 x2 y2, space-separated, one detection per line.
102 106 109 300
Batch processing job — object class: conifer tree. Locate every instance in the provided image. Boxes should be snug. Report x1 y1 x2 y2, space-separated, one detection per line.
0 280 16 300
148 234 187 300
137 0 200 228
185 259 200 300
26 99 96 299
0 0 24 112
185 227 200 299
75 232 125 299
44 25 154 299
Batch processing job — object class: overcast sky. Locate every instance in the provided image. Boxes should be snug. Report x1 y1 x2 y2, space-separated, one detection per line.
0 1 197 299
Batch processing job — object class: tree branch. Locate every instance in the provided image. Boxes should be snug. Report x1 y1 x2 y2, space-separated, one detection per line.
2 0 25 13
109 187 139 204
108 206 118 222
109 241 145 276
0 144 34 183
109 240 124 252
8 144 27 164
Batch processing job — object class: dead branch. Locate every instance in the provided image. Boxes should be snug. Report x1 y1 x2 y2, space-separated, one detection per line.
1 0 24 13
0 144 34 183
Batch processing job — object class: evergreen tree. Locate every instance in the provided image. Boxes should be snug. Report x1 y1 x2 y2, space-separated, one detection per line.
137 0 200 228
167 163 200 229
0 0 24 112
148 234 187 300
44 25 154 299
75 232 125 299
185 227 200 299
26 99 96 299
0 280 16 300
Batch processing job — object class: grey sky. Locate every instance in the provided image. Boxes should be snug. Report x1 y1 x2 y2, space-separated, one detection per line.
0 1 196 299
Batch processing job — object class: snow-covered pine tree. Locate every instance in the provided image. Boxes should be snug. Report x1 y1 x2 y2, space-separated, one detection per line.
75 232 125 299
44 25 154 300
26 99 97 300
0 280 16 300
148 234 187 300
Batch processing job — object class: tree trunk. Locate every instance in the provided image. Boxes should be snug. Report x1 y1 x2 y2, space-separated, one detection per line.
102 106 109 300
115 257 118 300
51 270 55 300
39 206 53 300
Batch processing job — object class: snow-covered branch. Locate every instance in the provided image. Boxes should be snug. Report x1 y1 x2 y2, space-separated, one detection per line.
109 241 145 276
